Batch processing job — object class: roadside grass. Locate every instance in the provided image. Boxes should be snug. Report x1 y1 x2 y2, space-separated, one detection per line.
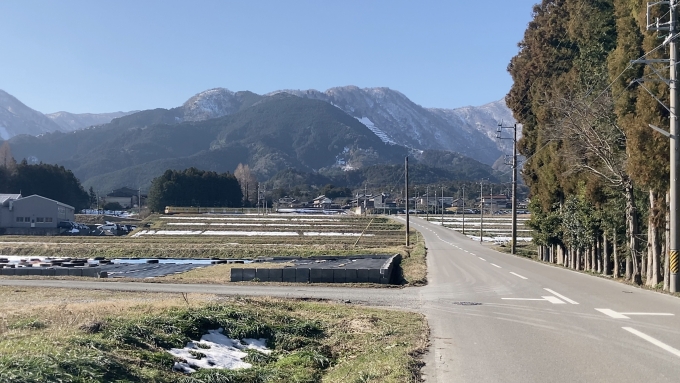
493 242 537 258
0 287 427 383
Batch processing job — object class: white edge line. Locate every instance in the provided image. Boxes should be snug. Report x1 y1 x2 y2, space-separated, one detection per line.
490 263 502 268
544 288 579 304
622 327 680 357
620 312 675 316
509 272 528 280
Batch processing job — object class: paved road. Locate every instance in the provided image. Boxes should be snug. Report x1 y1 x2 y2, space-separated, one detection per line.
2 216 680 382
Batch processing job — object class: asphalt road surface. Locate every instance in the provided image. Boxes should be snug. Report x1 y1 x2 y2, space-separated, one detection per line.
2 216 680 382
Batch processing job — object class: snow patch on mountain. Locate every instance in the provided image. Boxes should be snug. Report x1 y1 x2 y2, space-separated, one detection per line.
182 88 239 121
0 126 9 140
355 116 396 145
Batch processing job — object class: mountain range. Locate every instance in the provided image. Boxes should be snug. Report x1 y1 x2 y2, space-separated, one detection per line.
0 86 518 192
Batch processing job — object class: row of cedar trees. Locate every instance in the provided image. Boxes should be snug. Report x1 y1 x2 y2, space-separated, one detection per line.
507 0 673 287
145 164 260 212
0 142 90 211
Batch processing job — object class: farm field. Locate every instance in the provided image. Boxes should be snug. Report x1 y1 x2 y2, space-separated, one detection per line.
0 214 405 258
0 286 427 383
421 214 533 243
0 214 428 285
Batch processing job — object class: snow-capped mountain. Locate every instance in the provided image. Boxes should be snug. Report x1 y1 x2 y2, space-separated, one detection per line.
1 85 518 168
181 88 262 121
429 100 520 156
271 86 515 165
46 111 136 132
0 89 136 139
0 90 62 140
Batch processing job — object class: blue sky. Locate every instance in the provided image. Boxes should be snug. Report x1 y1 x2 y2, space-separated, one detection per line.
0 1 537 114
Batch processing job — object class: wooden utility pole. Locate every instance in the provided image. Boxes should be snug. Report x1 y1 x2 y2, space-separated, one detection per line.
405 157 410 246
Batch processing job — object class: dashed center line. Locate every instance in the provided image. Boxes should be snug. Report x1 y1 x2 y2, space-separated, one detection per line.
490 263 502 268
509 272 528 280
478 257 486 261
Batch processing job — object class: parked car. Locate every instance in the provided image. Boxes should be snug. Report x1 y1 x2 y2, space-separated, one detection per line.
96 223 117 231
57 221 74 229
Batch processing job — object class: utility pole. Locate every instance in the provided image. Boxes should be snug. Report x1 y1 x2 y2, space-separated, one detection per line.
498 122 518 255
405 157 410 246
637 1 679 291
426 186 430 221
441 185 444 225
364 183 368 216
480 181 484 243
462 185 466 235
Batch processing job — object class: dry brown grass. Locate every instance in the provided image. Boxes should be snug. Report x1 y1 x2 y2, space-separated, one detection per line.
0 287 428 383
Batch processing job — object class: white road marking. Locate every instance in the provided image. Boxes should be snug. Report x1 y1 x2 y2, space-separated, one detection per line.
478 257 486 261
543 296 566 304
502 296 566 304
544 288 579 304
509 272 528 280
622 327 680 358
490 263 502 268
596 308 674 319
502 298 546 301
596 309 629 319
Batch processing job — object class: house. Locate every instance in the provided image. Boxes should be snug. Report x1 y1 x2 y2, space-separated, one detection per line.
477 195 510 210
276 196 299 208
373 194 396 209
0 194 75 234
312 195 332 209
104 187 146 209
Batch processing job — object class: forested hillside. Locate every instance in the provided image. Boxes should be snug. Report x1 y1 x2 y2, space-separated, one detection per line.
507 0 671 288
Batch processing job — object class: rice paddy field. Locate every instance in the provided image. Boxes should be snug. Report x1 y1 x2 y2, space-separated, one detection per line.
0 214 407 259
421 214 533 243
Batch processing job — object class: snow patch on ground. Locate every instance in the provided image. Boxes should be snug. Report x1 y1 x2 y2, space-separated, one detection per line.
202 231 299 236
302 232 373 237
169 328 270 374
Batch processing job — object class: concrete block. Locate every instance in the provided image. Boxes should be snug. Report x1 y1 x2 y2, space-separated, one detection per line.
255 268 269 282
26 268 43 276
230 268 243 282
356 269 369 283
54 268 70 276
310 269 324 283
67 268 83 277
333 269 347 283
14 268 29 276
295 268 310 283
321 269 334 283
242 268 256 281
0 268 15 276
282 268 296 282
98 271 108 278
345 269 358 283
268 268 283 282
368 269 382 284
81 269 98 277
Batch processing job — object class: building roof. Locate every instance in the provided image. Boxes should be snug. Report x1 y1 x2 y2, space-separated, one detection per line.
15 194 75 210
0 194 21 206
107 187 142 198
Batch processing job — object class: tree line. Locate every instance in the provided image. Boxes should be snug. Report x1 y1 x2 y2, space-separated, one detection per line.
0 142 89 211
507 0 670 287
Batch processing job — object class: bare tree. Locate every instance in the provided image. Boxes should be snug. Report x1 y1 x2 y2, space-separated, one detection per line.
552 93 642 284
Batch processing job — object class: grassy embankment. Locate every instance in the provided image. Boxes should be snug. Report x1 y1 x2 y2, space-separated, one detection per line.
0 287 427 383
